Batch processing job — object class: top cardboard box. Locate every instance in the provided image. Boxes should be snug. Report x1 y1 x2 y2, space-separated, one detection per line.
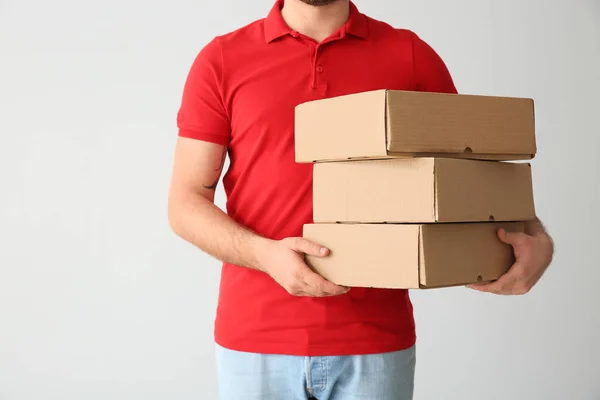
295 90 536 163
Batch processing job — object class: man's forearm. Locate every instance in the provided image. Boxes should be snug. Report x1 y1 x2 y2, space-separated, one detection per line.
168 194 270 270
526 217 555 253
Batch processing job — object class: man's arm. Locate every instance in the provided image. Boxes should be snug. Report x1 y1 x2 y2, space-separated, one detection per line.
173 37 347 297
168 138 265 269
167 137 348 297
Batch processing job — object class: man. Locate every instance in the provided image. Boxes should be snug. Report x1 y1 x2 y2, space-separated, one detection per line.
168 0 555 399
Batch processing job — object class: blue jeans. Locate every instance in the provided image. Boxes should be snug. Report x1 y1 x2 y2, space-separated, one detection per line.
215 344 416 400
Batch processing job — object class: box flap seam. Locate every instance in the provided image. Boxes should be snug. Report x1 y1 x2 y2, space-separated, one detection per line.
384 90 389 153
417 225 423 287
433 160 438 222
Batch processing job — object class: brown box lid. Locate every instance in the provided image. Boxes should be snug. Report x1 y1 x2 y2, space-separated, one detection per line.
295 90 536 163
313 158 536 223
303 222 524 289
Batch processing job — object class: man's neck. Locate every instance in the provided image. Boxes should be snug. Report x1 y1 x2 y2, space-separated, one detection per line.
281 0 350 42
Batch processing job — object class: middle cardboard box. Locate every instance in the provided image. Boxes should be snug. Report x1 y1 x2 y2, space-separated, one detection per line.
312 157 535 224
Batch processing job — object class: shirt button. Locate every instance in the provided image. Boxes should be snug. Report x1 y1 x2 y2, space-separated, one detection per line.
316 65 324 73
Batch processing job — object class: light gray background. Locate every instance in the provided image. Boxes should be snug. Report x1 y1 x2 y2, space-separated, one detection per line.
1 0 599 399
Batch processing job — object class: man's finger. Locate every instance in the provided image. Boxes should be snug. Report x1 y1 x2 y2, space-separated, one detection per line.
303 271 349 296
467 267 519 294
291 238 329 257
497 228 528 246
467 281 499 293
296 289 342 298
295 291 317 297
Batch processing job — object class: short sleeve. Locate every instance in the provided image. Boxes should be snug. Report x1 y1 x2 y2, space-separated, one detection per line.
411 33 458 94
177 38 231 146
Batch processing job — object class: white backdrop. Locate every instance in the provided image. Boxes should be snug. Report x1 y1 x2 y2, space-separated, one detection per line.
1 0 599 399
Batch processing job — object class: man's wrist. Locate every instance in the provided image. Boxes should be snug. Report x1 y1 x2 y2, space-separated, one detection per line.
247 235 274 272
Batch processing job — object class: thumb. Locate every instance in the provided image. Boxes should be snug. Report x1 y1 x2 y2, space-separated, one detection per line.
497 228 527 246
291 238 330 257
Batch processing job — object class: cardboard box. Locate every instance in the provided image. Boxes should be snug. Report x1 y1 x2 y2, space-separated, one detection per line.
295 90 536 163
313 158 535 223
303 222 524 289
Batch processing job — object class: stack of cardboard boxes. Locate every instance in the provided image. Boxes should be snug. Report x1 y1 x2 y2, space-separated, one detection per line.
294 89 537 289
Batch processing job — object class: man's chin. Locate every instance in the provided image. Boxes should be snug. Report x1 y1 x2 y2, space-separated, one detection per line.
299 0 340 6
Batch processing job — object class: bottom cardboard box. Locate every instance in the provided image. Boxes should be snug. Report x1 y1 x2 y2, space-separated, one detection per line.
303 222 525 289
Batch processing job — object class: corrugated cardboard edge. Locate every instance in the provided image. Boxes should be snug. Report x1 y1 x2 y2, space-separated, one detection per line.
519 161 537 219
418 225 426 288
294 90 389 163
433 160 439 222
312 152 534 163
530 99 538 156
526 162 537 217
384 90 390 151
412 225 422 289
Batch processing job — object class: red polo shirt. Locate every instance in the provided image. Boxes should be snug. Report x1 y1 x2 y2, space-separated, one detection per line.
177 1 457 356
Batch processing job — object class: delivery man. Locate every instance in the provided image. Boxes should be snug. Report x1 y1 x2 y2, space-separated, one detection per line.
168 1 555 398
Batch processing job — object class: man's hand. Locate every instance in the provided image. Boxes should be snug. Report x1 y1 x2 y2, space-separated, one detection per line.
467 220 554 295
256 237 350 297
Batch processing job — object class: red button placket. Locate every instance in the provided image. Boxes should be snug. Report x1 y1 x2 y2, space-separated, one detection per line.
310 45 318 90
311 44 327 95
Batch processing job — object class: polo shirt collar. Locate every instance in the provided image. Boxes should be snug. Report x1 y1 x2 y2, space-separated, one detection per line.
264 0 369 43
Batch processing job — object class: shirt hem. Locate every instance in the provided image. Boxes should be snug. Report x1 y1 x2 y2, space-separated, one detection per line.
178 129 230 146
214 335 417 357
